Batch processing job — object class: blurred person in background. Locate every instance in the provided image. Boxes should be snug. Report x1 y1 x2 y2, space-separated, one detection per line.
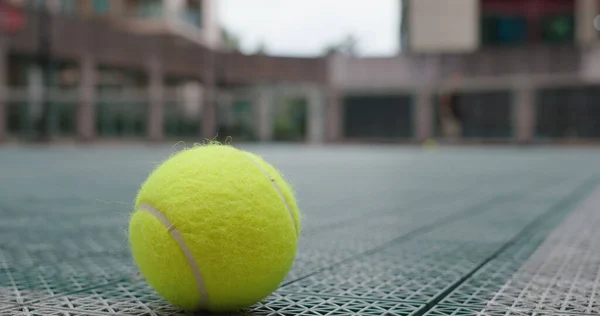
439 73 463 142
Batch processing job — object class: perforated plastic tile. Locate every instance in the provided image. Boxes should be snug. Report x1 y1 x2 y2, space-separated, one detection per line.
438 257 532 307
284 248 359 284
248 293 425 316
282 191 542 285
0 302 19 312
280 181 590 305
27 287 426 316
2 147 600 315
0 224 128 267
423 305 598 316
4 304 165 316
4 305 94 316
30 280 185 316
439 184 600 314
0 256 135 304
281 253 476 302
476 187 600 315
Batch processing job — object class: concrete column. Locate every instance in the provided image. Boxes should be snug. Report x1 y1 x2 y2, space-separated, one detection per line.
147 57 164 141
581 43 600 80
325 53 343 142
414 89 434 142
202 50 217 140
576 0 599 46
307 85 325 144
77 55 96 141
514 84 536 144
254 87 273 142
109 0 126 15
202 0 220 49
28 66 44 138
78 0 92 16
325 88 342 142
0 36 7 142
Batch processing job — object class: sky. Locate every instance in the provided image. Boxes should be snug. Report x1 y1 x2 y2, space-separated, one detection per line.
217 0 400 57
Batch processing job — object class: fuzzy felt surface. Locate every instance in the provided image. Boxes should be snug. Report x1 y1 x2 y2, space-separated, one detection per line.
129 144 301 312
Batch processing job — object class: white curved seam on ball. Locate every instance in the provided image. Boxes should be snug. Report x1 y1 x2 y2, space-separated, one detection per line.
138 203 209 309
244 154 298 236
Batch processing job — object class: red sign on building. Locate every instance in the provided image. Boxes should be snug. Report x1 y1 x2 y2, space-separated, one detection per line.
0 1 26 34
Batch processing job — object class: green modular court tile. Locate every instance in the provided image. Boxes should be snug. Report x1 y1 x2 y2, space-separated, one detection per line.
283 249 359 284
436 260 527 307
304 173 561 240
1 147 600 315
439 218 570 307
282 181 574 294
286 226 422 283
411 204 555 245
476 238 600 311
281 252 478 303
301 188 485 234
481 278 600 315
0 198 127 217
284 194 534 284
3 305 132 316
0 274 115 304
248 293 425 316
33 285 425 316
438 181 600 312
0 256 135 304
30 280 185 316
423 305 598 316
282 191 575 305
0 230 129 266
300 224 403 253
378 239 498 262
0 215 126 233
0 223 125 239
0 302 20 312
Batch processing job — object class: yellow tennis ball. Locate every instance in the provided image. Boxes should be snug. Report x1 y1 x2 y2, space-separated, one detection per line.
129 144 301 312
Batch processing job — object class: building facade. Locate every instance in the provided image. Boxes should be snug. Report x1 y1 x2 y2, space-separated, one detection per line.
6 0 219 47
0 0 328 144
327 0 600 144
1 0 600 145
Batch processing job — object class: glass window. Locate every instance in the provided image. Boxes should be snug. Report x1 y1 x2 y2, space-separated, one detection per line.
61 0 75 15
137 0 163 18
182 0 202 28
182 10 202 27
26 0 45 10
481 15 528 46
541 14 574 44
92 0 110 14
343 95 413 139
536 86 600 138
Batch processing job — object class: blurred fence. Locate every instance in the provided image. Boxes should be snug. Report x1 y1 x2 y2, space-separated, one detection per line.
216 86 310 143
536 86 600 139
5 88 79 139
2 85 313 143
3 82 600 144
337 82 600 144
431 91 513 140
95 91 148 139
343 94 413 140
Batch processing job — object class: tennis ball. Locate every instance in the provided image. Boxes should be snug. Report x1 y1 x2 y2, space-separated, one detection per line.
129 144 301 312
422 138 438 150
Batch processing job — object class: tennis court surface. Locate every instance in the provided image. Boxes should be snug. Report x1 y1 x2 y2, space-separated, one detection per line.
1 145 600 316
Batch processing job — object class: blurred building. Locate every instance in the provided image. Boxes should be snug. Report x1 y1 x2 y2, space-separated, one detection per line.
0 0 326 144
5 0 219 47
327 0 600 144
401 0 596 53
2 0 600 146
